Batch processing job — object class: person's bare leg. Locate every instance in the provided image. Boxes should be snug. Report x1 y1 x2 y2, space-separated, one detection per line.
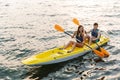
68 42 83 53
76 42 84 47
89 36 97 45
68 42 76 53
64 41 73 49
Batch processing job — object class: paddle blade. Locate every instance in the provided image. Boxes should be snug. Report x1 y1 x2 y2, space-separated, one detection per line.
54 24 64 32
72 18 80 25
93 49 104 58
100 47 110 58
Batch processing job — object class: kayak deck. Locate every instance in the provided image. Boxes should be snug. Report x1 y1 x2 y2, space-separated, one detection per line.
21 35 109 66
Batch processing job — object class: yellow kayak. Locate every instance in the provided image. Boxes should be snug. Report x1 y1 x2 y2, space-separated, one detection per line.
21 35 109 66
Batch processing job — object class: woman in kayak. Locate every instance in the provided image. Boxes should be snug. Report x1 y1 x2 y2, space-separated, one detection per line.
62 25 85 53
88 23 101 45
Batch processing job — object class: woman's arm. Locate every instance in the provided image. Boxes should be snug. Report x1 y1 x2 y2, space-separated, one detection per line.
71 31 77 38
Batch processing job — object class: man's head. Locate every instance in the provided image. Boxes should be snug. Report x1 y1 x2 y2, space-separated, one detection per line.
93 23 98 29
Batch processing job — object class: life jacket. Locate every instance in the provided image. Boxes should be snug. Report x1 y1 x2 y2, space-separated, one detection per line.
76 33 83 43
91 29 99 38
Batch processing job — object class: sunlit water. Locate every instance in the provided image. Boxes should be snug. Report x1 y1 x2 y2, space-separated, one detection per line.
0 0 120 80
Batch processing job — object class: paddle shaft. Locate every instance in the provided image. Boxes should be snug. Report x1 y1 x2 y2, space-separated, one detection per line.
95 42 100 48
64 32 71 36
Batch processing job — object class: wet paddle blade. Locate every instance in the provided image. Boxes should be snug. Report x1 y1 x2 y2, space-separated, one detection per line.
100 47 110 58
93 49 104 58
72 18 80 26
54 24 64 32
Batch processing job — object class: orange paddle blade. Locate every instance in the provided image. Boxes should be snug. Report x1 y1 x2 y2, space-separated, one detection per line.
93 49 104 58
54 24 64 32
100 47 110 58
72 18 80 26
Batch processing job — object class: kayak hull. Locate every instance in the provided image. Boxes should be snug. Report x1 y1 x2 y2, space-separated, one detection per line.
26 50 89 66
21 35 109 66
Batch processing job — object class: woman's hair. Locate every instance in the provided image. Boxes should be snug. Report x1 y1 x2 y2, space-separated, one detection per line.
77 25 84 36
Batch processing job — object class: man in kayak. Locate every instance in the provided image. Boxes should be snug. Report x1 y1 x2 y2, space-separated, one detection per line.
88 23 101 45
62 25 86 53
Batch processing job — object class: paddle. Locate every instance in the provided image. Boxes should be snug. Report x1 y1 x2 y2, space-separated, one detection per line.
72 18 80 26
96 42 109 57
54 24 104 58
72 18 110 58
